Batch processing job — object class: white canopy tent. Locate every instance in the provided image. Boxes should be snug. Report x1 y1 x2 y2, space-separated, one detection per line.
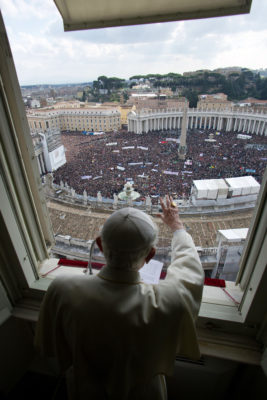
225 176 260 196
193 178 228 200
217 228 249 243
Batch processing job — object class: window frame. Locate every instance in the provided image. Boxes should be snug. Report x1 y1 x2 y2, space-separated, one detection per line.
0 12 53 291
0 10 267 363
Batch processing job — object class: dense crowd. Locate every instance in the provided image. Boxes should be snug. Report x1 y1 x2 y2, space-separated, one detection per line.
53 129 267 204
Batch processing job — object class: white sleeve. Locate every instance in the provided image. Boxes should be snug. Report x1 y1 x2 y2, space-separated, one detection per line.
165 229 204 320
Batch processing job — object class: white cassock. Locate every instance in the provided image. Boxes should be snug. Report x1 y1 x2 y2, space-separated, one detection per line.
35 230 204 400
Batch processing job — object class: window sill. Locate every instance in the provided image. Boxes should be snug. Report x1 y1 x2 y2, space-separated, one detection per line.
199 282 244 323
12 258 263 365
17 258 245 325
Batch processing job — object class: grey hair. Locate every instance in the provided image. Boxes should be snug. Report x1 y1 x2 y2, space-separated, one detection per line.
101 223 158 270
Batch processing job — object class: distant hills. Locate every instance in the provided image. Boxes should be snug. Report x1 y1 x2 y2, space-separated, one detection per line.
21 67 267 106
129 67 267 103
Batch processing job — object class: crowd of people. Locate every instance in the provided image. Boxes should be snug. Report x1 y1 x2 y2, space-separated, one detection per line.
53 128 267 204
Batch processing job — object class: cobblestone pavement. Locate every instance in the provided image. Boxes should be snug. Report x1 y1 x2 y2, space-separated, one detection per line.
47 200 253 248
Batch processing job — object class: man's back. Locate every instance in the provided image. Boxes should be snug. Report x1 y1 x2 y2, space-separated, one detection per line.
35 200 204 399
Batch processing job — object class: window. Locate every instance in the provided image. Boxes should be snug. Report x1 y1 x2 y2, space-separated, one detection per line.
0 7 266 363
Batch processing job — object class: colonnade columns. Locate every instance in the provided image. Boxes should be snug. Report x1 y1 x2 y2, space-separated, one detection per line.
259 121 264 135
242 119 245 132
256 121 261 135
261 122 266 135
227 118 232 132
219 117 223 130
208 117 211 129
248 119 252 133
261 121 265 136
238 118 242 132
233 118 237 131
252 119 256 134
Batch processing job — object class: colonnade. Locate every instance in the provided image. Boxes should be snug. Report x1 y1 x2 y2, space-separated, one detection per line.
128 108 267 136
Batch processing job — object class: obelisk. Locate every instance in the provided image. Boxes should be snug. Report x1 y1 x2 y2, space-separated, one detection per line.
178 100 188 160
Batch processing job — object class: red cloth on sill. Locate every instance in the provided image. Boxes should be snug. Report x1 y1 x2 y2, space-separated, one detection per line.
58 259 104 270
204 277 225 287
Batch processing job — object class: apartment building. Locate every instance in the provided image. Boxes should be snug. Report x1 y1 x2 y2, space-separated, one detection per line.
197 93 233 110
27 104 121 133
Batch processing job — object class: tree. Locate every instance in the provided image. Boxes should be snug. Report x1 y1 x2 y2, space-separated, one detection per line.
122 91 129 103
182 89 198 108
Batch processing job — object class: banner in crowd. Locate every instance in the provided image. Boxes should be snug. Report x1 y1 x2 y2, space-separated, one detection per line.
117 166 125 171
138 174 148 178
93 176 103 180
245 169 256 173
81 175 92 180
166 138 179 142
163 170 179 175
137 146 148 150
106 142 117 146
128 162 143 166
184 159 192 166
122 146 135 150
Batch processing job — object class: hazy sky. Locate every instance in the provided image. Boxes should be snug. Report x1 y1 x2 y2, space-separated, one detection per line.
1 0 267 85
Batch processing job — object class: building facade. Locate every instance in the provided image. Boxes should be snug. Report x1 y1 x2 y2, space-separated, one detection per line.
27 106 121 134
31 129 66 174
197 93 232 110
128 107 267 135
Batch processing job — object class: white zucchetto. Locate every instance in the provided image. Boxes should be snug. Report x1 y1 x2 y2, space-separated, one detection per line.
101 207 157 252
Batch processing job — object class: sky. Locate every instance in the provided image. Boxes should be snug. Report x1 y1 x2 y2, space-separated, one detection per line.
1 0 267 85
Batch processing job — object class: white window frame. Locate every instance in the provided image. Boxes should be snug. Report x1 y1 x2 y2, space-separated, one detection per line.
0 11 266 364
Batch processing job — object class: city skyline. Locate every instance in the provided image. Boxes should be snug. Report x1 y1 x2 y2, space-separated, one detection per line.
1 0 267 85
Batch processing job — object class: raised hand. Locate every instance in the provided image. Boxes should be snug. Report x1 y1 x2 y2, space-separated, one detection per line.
158 195 184 232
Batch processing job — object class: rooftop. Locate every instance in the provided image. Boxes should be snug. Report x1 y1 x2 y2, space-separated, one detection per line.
47 199 252 248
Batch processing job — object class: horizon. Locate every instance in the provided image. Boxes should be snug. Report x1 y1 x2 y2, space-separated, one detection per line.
19 66 267 88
